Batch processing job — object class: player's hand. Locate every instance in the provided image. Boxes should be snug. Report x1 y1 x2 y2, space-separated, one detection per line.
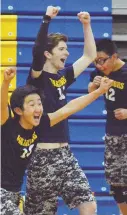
114 108 127 120
99 77 113 94
77 12 91 25
93 76 102 87
4 67 16 82
46 6 60 18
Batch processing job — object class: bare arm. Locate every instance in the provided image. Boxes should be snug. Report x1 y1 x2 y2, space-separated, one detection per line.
49 78 113 126
73 12 96 78
0 68 16 125
31 6 60 79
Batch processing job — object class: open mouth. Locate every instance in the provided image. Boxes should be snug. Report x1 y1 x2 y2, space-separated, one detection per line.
34 116 40 120
60 58 66 63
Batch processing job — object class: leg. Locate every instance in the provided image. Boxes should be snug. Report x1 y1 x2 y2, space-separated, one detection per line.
105 134 127 185
0 188 22 215
105 134 127 214
110 185 127 215
24 147 60 215
104 135 122 185
78 202 97 215
118 203 127 215
59 147 96 215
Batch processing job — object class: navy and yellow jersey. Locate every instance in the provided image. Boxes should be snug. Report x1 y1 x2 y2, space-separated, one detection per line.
90 63 127 135
26 15 75 142
1 114 50 192
27 66 75 142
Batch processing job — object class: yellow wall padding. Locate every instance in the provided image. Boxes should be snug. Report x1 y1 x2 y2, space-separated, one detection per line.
0 41 17 65
8 92 14 117
8 92 12 102
1 15 17 40
0 67 16 91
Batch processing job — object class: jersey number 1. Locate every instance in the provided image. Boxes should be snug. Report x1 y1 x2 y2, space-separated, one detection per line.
57 86 65 100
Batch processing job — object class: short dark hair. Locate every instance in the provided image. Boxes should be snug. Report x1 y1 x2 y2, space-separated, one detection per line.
96 39 118 56
46 33 68 53
10 85 44 118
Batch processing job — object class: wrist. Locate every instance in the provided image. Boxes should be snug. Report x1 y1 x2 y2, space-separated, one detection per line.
95 88 104 95
3 80 11 85
83 23 91 28
43 15 51 23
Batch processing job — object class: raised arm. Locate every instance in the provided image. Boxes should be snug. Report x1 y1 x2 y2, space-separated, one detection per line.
49 78 113 126
0 68 16 125
73 12 97 78
29 6 60 80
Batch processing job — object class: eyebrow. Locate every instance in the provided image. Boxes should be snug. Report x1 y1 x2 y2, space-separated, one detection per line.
58 46 67 49
27 98 41 104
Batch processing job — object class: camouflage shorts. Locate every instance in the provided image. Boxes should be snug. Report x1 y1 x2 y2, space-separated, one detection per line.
24 146 94 215
0 188 23 215
105 134 127 185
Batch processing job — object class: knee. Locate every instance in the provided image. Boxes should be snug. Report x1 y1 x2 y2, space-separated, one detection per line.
89 201 97 212
78 201 97 215
110 185 127 204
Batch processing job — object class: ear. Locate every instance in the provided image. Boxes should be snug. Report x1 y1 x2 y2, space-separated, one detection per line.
44 51 52 59
14 107 23 116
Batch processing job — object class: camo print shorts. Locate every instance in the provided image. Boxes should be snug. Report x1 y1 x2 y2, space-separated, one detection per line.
0 188 23 215
104 134 127 186
24 146 95 215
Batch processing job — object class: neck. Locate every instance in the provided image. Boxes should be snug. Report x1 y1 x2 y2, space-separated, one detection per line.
43 62 58 74
112 58 125 72
104 59 125 75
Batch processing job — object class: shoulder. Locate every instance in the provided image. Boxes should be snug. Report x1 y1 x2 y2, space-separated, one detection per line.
90 68 102 80
91 68 102 75
1 117 15 132
38 114 50 130
59 66 74 75
122 63 127 73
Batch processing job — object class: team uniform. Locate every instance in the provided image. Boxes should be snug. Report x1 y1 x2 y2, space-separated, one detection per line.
1 115 50 214
90 63 127 186
24 15 94 215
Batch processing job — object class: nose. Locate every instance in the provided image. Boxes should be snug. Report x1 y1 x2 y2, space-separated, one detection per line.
35 104 43 113
65 50 69 56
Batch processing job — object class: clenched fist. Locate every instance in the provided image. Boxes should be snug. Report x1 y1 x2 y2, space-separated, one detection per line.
46 6 60 18
93 76 102 87
77 12 91 25
114 108 127 120
99 77 113 94
4 67 16 82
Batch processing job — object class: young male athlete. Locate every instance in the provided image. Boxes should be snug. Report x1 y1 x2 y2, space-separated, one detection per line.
1 67 112 215
25 5 97 215
88 39 127 215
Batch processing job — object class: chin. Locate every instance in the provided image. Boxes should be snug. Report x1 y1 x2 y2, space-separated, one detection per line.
58 64 65 70
33 121 40 127
103 70 110 75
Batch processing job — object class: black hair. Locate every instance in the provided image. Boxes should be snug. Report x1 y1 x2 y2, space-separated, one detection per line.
10 85 44 119
96 39 118 56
